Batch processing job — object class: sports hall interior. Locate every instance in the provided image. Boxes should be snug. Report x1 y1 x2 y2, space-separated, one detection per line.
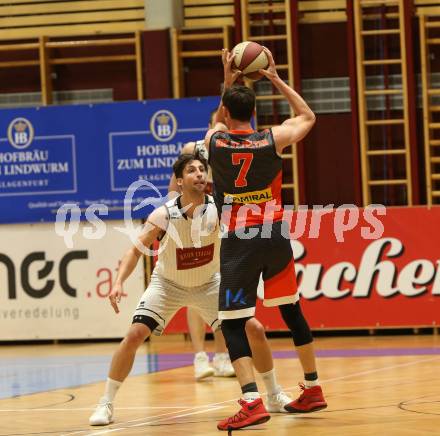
1 1 440 435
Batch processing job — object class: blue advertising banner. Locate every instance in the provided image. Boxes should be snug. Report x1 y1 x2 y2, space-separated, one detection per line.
0 97 219 224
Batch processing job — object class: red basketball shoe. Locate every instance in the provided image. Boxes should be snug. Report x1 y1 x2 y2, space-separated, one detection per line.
217 398 270 431
284 383 327 413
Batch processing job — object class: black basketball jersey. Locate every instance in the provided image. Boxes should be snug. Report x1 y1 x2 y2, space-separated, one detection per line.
208 128 284 230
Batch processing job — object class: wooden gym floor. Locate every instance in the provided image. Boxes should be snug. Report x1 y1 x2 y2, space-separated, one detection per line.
1 335 440 435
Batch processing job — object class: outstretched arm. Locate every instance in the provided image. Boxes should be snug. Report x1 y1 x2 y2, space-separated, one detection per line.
109 207 168 313
259 47 316 153
205 49 241 148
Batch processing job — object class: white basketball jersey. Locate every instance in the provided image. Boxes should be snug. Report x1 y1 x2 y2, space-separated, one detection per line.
154 195 219 287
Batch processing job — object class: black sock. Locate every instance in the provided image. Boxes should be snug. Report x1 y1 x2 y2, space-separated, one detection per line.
241 382 258 395
305 371 318 381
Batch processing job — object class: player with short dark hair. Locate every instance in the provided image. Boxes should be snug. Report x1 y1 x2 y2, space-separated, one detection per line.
173 152 208 178
89 152 224 426
170 124 294 410
205 47 327 431
221 86 255 121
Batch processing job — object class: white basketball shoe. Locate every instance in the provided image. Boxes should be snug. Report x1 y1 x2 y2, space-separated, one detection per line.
89 397 114 425
213 353 235 377
194 351 215 380
266 391 293 413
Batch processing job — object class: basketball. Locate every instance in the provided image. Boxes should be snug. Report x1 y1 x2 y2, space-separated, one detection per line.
232 41 269 81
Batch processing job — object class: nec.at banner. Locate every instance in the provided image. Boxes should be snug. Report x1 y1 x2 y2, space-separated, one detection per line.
0 97 219 224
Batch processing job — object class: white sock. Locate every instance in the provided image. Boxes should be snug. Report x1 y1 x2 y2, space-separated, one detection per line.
243 391 260 402
260 368 281 396
304 378 319 388
103 377 122 402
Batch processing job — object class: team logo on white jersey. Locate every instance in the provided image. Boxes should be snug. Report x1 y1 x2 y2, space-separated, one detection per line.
150 110 177 142
7 117 34 149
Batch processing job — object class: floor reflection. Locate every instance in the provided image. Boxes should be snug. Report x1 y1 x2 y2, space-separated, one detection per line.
0 353 194 399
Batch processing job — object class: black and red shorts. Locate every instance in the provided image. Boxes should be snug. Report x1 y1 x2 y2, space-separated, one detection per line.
218 220 299 320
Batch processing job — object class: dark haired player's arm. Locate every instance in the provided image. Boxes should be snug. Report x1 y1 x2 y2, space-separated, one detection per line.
271 78 315 149
259 48 315 153
211 96 228 131
205 48 240 148
206 104 227 152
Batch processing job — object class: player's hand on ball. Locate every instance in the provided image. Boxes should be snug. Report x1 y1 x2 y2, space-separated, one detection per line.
259 47 279 81
222 48 241 88
109 283 123 313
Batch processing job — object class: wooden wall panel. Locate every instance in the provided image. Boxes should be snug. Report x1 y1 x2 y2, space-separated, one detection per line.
0 0 145 40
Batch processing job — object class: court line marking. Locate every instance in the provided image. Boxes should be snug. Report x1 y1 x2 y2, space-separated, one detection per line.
319 355 440 385
0 406 186 412
85 406 227 436
398 394 440 417
1 372 431 414
59 355 440 436
3 347 437 401
3 373 431 414
60 405 228 436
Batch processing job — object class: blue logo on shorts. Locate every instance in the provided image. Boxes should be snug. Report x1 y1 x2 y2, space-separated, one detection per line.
225 289 247 308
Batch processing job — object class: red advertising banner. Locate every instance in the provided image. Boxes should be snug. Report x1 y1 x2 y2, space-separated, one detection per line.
165 206 440 332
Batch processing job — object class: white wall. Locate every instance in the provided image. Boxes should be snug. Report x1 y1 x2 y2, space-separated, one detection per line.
0 221 145 340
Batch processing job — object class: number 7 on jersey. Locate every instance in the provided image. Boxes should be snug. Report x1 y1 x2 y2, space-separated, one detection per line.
232 153 254 188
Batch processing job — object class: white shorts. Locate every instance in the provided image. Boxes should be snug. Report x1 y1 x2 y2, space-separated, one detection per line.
133 270 221 335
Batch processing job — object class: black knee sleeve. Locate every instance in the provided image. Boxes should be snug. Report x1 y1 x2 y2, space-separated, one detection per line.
279 302 313 346
221 318 253 362
132 314 159 333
